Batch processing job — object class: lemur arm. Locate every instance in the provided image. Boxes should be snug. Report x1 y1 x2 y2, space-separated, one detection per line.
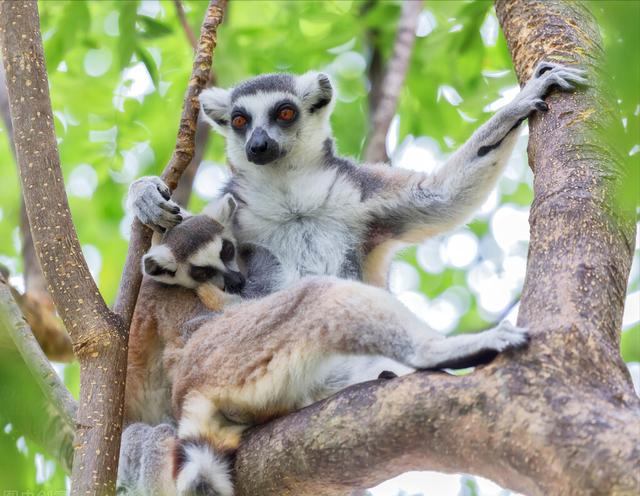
362 62 586 244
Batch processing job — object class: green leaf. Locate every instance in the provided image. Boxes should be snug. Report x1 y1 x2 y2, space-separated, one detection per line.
118 1 138 69
138 15 173 39
43 0 90 70
136 45 159 88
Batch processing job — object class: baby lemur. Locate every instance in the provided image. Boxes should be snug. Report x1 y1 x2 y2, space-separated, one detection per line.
120 193 528 496
124 194 244 426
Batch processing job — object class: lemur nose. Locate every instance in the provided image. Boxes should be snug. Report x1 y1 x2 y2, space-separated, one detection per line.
249 129 269 153
223 271 245 294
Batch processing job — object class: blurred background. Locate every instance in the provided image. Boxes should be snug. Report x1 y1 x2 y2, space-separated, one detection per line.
0 1 638 494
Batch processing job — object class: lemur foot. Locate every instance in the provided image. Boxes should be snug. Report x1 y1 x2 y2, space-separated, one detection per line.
127 176 183 233
515 61 587 115
483 320 530 352
175 441 234 496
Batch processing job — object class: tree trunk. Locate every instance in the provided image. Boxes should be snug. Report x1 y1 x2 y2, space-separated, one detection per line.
0 1 128 493
233 1 639 494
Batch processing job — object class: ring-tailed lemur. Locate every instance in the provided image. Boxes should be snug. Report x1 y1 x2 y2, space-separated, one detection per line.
129 61 586 292
119 195 529 496
124 194 243 426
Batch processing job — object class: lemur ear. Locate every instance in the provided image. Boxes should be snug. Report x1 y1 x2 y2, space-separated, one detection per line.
203 193 237 225
142 245 177 279
297 71 334 115
199 87 231 136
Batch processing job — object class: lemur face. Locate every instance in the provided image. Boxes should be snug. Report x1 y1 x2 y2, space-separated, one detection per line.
199 72 334 168
142 194 245 293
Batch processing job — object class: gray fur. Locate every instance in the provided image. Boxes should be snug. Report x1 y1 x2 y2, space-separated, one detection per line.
231 73 296 102
163 216 223 262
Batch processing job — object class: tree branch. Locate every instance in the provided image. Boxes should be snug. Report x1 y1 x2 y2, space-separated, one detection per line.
364 0 422 163
0 1 130 492
0 275 76 472
233 2 640 494
113 0 226 326
174 0 198 51
0 60 73 362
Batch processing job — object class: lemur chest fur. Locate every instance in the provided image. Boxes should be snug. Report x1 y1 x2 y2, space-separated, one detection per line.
235 167 366 283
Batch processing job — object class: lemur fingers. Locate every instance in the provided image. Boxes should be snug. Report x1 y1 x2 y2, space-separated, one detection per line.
128 176 183 233
482 320 530 352
515 62 587 115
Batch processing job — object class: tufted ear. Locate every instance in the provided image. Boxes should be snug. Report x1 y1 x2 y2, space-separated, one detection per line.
199 87 232 136
203 193 237 226
142 244 177 280
296 71 334 115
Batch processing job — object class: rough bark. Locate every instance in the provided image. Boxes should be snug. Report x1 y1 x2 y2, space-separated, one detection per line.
0 1 130 493
113 0 226 326
0 61 73 362
233 2 639 495
364 0 422 164
0 275 76 472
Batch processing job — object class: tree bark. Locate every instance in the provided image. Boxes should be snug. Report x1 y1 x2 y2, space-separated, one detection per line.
233 2 640 494
113 0 226 327
0 61 73 362
364 0 422 164
0 1 129 493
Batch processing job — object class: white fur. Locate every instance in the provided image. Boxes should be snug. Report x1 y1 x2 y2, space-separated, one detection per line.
235 165 367 287
175 443 233 496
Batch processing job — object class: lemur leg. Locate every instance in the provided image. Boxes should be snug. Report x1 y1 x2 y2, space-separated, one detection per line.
286 279 529 374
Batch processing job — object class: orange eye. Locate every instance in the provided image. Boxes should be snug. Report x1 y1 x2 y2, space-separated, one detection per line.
231 115 247 129
278 107 296 122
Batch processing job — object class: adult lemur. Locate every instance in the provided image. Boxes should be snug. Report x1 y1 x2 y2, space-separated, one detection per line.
122 61 585 494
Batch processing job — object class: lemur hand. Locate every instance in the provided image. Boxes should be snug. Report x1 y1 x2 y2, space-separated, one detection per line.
512 61 587 117
127 176 183 233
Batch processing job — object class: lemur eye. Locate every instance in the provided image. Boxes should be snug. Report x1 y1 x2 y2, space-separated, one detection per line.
190 265 218 283
231 115 248 129
220 240 235 263
277 106 296 122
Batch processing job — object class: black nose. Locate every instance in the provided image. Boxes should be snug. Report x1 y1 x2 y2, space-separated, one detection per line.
246 127 280 165
223 271 245 294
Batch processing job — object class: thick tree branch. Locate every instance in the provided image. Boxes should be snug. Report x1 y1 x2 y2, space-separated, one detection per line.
0 1 129 492
364 0 422 163
0 61 73 361
114 0 226 326
0 276 76 472
234 2 639 494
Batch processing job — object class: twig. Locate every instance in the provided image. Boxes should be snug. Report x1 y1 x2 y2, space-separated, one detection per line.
113 0 227 326
0 271 76 471
365 0 422 163
174 0 198 51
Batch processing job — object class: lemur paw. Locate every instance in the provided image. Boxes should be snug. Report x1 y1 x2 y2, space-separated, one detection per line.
484 320 530 352
127 176 183 233
517 62 587 114
175 441 234 496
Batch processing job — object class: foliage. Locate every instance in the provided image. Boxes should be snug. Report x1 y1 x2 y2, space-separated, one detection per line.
0 0 637 493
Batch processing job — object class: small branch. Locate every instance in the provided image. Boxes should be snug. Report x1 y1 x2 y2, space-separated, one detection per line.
114 0 226 327
172 114 211 208
364 0 422 164
174 0 198 52
0 275 76 472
